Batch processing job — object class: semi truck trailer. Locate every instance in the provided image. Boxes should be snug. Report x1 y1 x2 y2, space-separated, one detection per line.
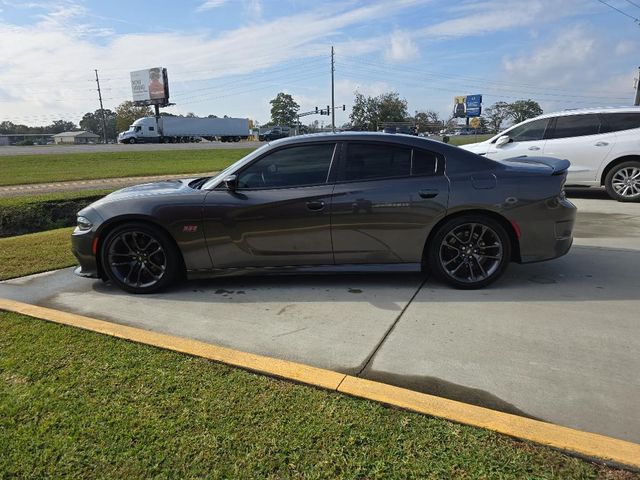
118 116 250 144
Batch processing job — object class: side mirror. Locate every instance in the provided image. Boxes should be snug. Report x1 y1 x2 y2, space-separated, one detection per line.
495 135 510 147
223 175 237 191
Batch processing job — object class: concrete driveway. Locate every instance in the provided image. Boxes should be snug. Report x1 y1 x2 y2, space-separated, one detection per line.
1 192 639 443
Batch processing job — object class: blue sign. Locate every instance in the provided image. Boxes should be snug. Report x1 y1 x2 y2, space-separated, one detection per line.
465 94 482 117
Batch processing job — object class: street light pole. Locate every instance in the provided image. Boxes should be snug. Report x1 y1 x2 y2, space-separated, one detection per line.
331 46 335 133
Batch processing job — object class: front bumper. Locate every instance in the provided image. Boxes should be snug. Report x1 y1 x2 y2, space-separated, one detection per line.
71 229 100 278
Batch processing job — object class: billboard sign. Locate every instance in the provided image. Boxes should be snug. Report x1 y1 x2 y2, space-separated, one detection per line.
130 67 170 105
453 94 482 118
465 94 482 117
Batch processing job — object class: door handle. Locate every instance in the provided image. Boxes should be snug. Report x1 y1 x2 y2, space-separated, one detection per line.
528 146 541 151
419 189 439 199
306 200 325 211
595 141 609 146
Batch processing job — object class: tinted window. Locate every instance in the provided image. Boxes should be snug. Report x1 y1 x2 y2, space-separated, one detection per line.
602 113 640 132
343 143 411 181
549 114 601 139
505 118 549 142
149 126 155 131
412 149 439 176
238 143 335 189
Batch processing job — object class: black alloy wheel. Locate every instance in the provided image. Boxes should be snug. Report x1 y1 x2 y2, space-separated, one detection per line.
605 161 640 202
428 214 511 289
101 223 179 293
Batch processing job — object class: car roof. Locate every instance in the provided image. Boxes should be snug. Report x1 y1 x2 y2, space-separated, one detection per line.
536 106 640 120
267 131 438 147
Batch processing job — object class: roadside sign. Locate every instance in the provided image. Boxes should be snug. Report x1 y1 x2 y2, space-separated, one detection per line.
470 117 480 129
465 94 482 117
453 96 466 118
130 67 170 106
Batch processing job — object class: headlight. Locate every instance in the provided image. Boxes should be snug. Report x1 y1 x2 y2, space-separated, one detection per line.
76 216 93 231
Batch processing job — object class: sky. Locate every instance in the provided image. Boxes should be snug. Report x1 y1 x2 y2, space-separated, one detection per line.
0 0 639 128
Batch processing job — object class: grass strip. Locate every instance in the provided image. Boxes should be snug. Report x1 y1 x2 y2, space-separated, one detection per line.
0 189 114 209
1 311 633 479
0 227 75 280
0 148 253 186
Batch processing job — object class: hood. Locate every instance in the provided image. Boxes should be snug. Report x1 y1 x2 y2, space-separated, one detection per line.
459 141 490 153
90 178 200 207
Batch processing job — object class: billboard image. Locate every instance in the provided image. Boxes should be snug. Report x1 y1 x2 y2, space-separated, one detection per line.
453 94 482 118
130 67 169 105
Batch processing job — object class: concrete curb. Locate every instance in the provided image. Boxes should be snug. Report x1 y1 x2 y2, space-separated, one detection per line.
1 297 639 469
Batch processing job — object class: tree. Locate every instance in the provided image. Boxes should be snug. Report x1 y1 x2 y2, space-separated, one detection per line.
269 92 299 126
484 101 510 133
506 99 543 124
79 109 117 141
414 110 441 133
48 120 77 134
350 91 409 131
115 101 153 133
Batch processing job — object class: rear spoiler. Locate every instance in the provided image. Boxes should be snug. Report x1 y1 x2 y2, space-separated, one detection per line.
502 155 570 175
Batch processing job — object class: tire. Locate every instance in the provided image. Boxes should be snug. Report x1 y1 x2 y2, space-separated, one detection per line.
127 138 136 144
604 161 640 202
100 222 181 294
427 214 511 289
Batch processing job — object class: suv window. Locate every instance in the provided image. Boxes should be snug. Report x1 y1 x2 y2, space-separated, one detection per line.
601 113 640 132
504 118 549 142
412 149 439 176
342 143 411 181
549 114 601 139
237 143 335 189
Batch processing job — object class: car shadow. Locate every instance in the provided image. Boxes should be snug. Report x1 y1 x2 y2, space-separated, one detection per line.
91 244 639 304
565 187 610 200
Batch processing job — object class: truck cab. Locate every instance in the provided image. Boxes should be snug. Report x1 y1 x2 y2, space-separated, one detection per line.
118 117 159 144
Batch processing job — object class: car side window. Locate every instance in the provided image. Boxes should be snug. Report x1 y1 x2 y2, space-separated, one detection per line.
412 149 440 176
342 143 411 182
237 143 335 189
505 118 549 142
549 114 601 139
601 113 640 132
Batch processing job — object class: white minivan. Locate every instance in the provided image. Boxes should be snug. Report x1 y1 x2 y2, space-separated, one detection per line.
460 107 640 201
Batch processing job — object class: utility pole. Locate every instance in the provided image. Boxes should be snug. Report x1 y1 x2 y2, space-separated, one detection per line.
331 46 335 133
635 66 640 106
94 69 108 144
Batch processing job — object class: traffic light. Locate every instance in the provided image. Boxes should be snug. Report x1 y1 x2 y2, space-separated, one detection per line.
342 105 346 111
315 107 318 114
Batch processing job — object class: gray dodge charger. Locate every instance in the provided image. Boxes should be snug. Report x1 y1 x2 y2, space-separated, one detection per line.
72 132 576 293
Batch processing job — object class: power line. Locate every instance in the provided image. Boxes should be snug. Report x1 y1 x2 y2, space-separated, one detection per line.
596 0 640 24
623 0 640 10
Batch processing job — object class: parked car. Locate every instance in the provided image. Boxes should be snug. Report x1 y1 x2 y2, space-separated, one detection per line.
72 132 575 293
460 107 640 201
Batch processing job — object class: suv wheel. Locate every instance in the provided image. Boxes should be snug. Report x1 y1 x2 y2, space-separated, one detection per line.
605 161 640 202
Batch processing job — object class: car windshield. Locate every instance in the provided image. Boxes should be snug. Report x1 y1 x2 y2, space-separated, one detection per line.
201 143 272 189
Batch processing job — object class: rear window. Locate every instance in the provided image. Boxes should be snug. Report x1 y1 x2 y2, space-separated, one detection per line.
601 113 640 132
342 143 411 181
412 149 439 176
549 114 601 139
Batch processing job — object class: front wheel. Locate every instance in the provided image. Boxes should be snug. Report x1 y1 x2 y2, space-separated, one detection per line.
100 223 180 294
127 138 136 144
427 215 511 289
605 161 640 202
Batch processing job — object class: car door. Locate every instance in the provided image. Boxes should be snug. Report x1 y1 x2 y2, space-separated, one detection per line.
330 141 449 265
543 114 615 184
486 118 549 160
202 142 337 269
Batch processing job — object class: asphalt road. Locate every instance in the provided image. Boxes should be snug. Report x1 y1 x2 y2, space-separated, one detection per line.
0 141 261 156
1 195 639 443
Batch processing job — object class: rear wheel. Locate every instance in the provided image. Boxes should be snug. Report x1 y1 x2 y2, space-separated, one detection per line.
427 214 511 289
100 223 180 294
605 161 640 202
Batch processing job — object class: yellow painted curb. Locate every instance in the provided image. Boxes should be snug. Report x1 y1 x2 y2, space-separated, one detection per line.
1 297 639 469
0 299 344 391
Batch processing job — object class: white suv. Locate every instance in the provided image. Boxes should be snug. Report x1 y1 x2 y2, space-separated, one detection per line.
461 107 640 201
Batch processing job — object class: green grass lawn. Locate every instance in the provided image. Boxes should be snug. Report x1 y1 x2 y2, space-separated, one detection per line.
447 134 493 146
1 311 631 479
0 148 254 186
0 227 75 280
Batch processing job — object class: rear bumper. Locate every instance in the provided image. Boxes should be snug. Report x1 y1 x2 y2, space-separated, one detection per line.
516 197 577 264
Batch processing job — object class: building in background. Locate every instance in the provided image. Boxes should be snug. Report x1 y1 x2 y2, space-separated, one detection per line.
52 131 100 144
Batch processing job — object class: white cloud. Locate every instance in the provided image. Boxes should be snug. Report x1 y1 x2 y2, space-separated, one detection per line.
384 30 419 62
615 40 636 56
196 0 226 12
